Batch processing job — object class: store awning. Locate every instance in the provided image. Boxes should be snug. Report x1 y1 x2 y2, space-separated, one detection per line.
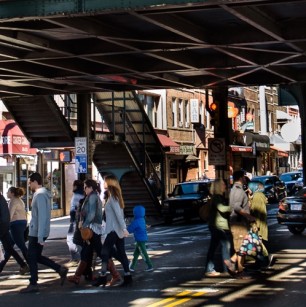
276 110 292 120
270 145 289 157
185 155 199 162
157 133 180 153
244 132 270 151
0 120 36 155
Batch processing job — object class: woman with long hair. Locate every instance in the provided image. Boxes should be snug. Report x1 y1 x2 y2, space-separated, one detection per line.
93 174 132 287
67 179 121 285
205 179 234 277
67 179 103 284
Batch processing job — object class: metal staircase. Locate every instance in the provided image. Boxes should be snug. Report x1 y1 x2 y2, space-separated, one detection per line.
2 95 76 148
2 92 164 217
93 91 164 217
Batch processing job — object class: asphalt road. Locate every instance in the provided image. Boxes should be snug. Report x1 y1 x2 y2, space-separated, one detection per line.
1 204 306 307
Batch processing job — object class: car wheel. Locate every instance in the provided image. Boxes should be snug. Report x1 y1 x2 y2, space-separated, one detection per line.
288 225 305 234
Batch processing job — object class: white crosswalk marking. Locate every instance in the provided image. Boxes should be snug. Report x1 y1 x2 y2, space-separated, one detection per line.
150 224 209 236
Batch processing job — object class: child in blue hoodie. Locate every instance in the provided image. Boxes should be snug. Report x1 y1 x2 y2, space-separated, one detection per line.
127 205 153 272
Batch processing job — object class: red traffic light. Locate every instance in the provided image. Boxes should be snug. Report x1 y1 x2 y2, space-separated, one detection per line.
210 102 217 111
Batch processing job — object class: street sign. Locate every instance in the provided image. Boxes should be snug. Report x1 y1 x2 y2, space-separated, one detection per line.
75 137 87 173
208 138 226 165
75 155 87 173
75 137 87 155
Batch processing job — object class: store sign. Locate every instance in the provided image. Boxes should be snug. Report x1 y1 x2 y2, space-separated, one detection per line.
0 120 36 155
190 99 199 123
180 145 194 155
12 135 30 154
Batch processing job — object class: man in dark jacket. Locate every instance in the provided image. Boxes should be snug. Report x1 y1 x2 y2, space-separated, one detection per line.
0 193 28 274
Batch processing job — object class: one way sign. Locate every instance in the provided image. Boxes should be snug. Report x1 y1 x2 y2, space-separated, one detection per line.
208 138 226 165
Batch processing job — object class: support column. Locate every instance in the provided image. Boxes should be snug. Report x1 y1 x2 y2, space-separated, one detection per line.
298 87 306 182
212 87 231 180
77 94 92 180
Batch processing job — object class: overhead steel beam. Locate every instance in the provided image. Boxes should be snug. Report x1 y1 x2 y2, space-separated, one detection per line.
0 1 274 20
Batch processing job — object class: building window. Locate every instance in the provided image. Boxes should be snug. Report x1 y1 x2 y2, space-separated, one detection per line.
199 101 203 125
178 99 183 127
184 100 189 128
172 98 177 127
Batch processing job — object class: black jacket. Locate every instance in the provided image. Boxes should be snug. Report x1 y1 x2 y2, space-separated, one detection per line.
0 193 10 236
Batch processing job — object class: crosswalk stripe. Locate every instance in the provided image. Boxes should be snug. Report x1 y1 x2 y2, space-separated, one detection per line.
145 290 207 307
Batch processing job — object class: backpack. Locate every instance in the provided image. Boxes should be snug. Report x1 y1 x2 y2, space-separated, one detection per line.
199 197 212 222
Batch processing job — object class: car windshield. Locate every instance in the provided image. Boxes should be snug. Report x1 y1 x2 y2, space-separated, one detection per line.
173 183 209 196
280 173 301 181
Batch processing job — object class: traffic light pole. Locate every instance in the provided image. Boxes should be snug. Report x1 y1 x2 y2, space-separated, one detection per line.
212 87 232 181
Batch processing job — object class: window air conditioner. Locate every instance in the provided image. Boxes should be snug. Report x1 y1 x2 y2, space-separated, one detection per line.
178 121 183 128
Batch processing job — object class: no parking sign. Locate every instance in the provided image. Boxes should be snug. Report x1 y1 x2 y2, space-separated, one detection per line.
208 138 226 165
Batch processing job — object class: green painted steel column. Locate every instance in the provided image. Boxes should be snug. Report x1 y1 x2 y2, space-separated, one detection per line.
77 93 91 180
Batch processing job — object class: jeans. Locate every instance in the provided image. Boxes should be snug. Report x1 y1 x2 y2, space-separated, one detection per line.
101 231 129 274
10 220 28 263
28 236 61 285
205 226 233 273
0 229 27 272
80 232 102 263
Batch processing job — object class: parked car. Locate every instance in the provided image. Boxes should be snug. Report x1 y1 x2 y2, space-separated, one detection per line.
277 187 306 234
249 175 287 202
162 180 212 224
293 177 304 192
279 171 303 196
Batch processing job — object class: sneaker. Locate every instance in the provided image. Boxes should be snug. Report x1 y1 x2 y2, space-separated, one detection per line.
129 263 135 272
261 254 275 269
145 267 154 272
58 266 68 286
205 271 221 277
268 254 275 267
19 265 30 275
20 284 39 294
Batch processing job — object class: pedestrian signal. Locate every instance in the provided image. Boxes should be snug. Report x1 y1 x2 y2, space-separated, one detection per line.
59 150 72 162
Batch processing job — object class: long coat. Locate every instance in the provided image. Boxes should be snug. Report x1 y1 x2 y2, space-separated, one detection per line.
250 191 268 241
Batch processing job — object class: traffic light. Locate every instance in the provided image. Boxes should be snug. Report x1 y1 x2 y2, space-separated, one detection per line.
209 101 219 126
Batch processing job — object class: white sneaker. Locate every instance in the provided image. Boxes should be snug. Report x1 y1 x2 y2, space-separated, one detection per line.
129 263 135 272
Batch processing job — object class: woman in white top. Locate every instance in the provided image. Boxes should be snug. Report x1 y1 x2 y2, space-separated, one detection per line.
93 174 131 287
7 187 28 264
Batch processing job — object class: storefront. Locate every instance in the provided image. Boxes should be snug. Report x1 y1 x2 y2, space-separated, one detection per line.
0 120 37 206
230 131 270 175
270 145 289 175
157 133 181 194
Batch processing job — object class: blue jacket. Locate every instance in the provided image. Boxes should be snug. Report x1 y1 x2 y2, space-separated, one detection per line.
127 205 148 242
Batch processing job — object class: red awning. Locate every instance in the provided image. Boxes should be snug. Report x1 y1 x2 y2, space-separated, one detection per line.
270 145 289 157
0 120 37 155
157 134 180 153
230 145 253 152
